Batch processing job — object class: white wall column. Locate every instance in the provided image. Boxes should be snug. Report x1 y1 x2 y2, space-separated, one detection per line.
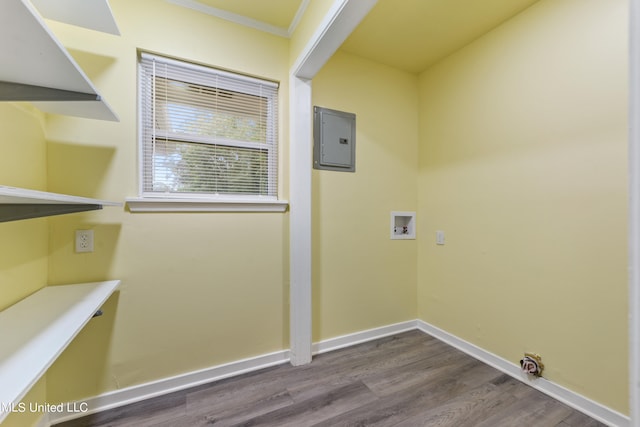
288 0 378 365
289 75 313 366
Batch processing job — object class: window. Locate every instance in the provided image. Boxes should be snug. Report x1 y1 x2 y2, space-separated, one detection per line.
138 53 279 201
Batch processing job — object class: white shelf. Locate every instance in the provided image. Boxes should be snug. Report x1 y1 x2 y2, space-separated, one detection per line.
0 186 122 222
0 280 120 424
0 0 118 121
30 0 120 35
0 186 120 205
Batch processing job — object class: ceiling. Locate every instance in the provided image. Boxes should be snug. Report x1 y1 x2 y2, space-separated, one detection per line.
341 0 540 73
189 0 540 74
193 0 305 30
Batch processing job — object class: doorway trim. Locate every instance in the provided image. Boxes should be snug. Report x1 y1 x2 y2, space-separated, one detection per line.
629 1 640 425
288 0 377 366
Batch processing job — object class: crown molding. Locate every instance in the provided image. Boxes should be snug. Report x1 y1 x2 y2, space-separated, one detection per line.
288 0 310 36
166 0 310 38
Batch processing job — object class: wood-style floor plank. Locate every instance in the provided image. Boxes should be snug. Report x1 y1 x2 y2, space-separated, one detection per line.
54 330 608 427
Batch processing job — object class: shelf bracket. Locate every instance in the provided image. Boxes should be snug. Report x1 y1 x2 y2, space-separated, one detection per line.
0 204 103 222
0 81 100 102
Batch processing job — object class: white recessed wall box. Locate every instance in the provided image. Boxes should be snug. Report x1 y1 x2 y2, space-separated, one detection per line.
391 211 416 240
313 106 356 172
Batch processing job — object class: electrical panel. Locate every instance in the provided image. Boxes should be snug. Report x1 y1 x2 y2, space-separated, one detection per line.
313 106 356 172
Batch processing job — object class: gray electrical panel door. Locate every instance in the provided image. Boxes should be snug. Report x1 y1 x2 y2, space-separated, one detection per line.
313 106 356 172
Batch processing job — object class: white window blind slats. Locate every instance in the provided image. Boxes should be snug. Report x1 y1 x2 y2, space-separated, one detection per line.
139 53 278 198
140 52 278 88
144 141 270 195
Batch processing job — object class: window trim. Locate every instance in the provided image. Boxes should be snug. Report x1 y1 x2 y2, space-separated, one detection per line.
125 196 288 213
135 52 283 209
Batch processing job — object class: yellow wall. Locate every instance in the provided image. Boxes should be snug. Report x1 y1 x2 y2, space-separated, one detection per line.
417 0 628 413
0 104 48 311
40 0 291 404
0 0 631 420
312 51 418 340
0 104 49 426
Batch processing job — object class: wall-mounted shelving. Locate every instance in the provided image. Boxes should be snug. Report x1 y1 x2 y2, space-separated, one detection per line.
0 186 122 222
0 0 119 121
0 3 122 422
0 280 120 424
30 0 120 35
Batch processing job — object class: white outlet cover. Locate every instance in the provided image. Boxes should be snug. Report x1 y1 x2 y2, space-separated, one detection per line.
75 229 94 253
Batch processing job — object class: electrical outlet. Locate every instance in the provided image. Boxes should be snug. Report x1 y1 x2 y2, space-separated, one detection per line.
75 230 94 253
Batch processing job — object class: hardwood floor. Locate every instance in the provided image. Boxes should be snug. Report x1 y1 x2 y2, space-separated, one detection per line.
55 331 607 427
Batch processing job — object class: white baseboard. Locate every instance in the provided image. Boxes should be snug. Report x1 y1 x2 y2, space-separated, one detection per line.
416 320 630 427
312 320 418 355
33 413 49 427
47 321 414 426
47 319 628 427
47 349 291 425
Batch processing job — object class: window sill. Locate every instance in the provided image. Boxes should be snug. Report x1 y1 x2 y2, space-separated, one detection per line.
125 197 289 213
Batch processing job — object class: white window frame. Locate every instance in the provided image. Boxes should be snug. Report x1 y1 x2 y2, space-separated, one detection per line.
127 52 288 213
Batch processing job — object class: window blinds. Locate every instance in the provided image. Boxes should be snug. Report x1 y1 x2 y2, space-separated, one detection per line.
139 53 279 198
